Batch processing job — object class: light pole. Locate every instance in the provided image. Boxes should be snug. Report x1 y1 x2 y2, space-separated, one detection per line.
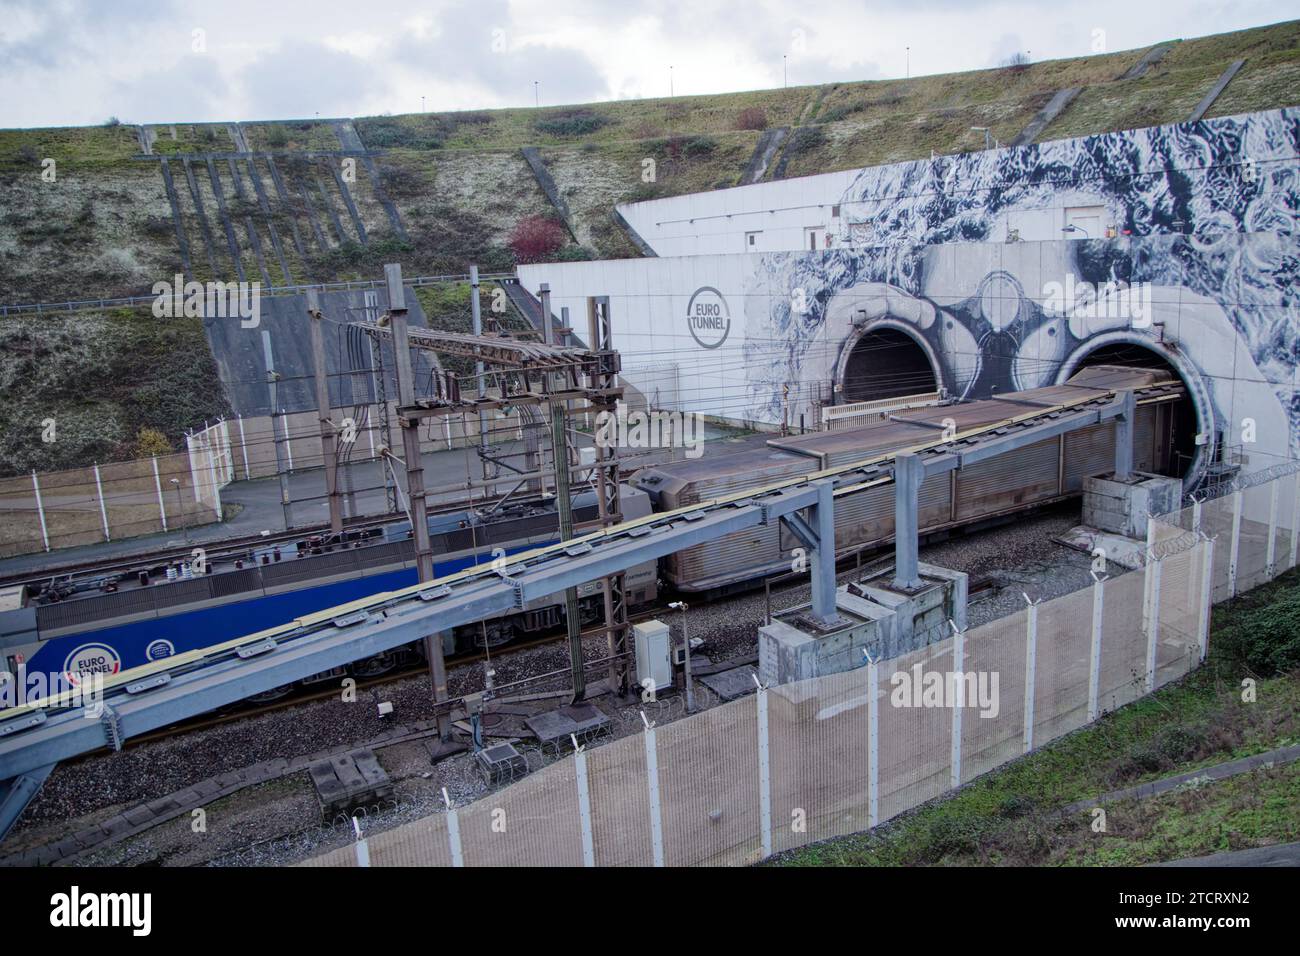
669 600 694 712
421 95 425 113
906 46 910 79
783 54 787 88
169 478 187 545
1062 223 1090 238
970 126 995 150
669 65 674 97
533 80 539 107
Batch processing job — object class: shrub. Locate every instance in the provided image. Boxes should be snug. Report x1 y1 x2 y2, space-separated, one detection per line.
682 135 716 157
1215 585 1300 674
1000 52 1032 72
921 815 985 862
819 102 864 124
734 107 768 131
356 117 445 150
552 244 596 262
265 124 289 148
786 125 827 155
376 162 423 199
508 215 568 263
534 109 611 137
103 116 121 127
141 215 176 238
133 427 173 458
649 135 714 163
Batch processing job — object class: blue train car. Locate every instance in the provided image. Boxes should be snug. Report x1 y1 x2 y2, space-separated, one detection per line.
0 488 657 707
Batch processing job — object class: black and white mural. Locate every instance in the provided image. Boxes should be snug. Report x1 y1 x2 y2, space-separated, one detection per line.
743 108 1299 476
524 108 1298 483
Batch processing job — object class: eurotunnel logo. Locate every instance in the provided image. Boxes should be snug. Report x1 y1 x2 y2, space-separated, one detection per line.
145 639 175 662
686 286 730 349
63 642 121 687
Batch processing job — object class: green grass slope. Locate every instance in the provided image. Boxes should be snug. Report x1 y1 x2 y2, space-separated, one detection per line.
1 20 1295 307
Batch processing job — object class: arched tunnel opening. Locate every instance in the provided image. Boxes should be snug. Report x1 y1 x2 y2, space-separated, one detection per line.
841 327 939 403
1074 342 1198 479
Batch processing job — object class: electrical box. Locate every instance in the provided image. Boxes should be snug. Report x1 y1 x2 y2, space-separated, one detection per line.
634 620 672 693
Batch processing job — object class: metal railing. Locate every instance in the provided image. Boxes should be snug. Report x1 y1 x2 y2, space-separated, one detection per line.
0 273 515 318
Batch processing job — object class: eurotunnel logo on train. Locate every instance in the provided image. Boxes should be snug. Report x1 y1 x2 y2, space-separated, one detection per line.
145 639 175 662
63 642 121 687
686 286 731 349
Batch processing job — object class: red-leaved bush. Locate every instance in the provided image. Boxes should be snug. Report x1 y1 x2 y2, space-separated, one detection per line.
734 107 768 131
509 216 568 263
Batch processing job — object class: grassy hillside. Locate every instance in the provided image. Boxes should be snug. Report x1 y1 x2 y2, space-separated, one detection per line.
0 20 1295 307
0 307 230 475
0 20 1295 477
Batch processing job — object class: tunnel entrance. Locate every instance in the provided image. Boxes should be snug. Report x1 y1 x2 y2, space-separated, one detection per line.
841 327 939 403
1074 342 1198 479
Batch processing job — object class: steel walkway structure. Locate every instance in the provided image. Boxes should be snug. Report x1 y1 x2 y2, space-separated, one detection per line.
0 379 1175 839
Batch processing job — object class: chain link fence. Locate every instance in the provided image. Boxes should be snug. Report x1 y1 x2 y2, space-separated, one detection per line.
302 467 1300 868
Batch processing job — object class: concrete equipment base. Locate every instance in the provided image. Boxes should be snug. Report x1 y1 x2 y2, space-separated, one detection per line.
309 749 393 819
759 562 968 686
1083 471 1182 539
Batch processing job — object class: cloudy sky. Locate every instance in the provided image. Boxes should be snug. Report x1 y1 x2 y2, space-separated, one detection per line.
0 0 1292 128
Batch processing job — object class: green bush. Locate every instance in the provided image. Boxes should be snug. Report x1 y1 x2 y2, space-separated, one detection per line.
356 117 445 150
552 244 596 262
1216 585 1300 674
534 110 611 137
921 815 986 862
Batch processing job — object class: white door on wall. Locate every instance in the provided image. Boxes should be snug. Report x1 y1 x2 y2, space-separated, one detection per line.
1064 206 1104 239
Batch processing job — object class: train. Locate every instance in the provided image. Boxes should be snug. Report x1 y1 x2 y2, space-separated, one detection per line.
633 364 1187 594
0 364 1186 708
0 489 659 705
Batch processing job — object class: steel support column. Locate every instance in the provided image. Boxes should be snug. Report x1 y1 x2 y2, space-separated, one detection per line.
809 479 839 624
0 763 55 841
306 288 344 535
1113 389 1136 480
386 263 450 739
893 451 923 590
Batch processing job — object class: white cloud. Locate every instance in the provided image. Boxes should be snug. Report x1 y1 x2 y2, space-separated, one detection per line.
0 0 1289 127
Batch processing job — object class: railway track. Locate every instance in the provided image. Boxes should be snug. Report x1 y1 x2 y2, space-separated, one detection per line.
116 606 665 751
112 556 998 754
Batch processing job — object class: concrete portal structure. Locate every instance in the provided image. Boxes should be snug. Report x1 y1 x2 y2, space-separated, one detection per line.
520 108 1299 481
759 562 968 686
